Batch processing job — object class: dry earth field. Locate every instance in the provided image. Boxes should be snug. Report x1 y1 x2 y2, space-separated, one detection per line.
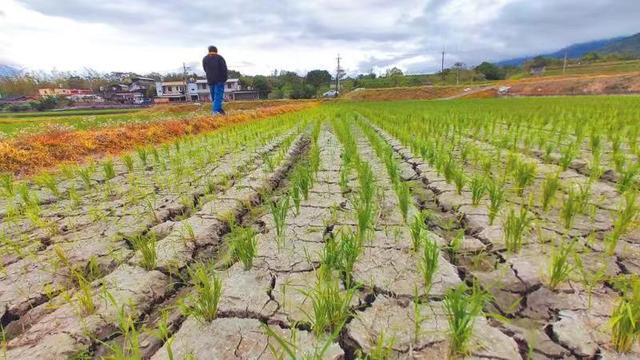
1 97 640 359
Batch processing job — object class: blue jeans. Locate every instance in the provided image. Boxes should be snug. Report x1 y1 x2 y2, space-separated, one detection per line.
209 82 225 114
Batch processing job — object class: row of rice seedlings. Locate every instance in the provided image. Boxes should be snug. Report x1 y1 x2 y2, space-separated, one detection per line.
610 277 640 353
1 119 301 259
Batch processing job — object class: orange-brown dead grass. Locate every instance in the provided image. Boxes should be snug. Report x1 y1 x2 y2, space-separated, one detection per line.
0 102 317 176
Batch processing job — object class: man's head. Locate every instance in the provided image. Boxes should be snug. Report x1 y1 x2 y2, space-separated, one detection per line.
208 46 218 54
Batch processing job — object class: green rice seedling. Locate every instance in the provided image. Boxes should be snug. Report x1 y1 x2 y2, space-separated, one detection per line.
76 166 94 190
396 181 411 223
302 272 354 336
449 230 464 263
322 234 341 270
355 197 374 244
227 224 258 270
503 206 533 253
130 233 157 270
74 272 96 315
420 235 439 294
443 283 489 358
185 263 223 322
152 311 172 343
541 172 560 212
0 173 15 197
470 175 487 207
610 278 640 353
618 163 640 193
262 321 341 360
339 231 362 288
607 191 639 254
559 143 577 170
575 254 608 309
16 182 35 206
339 165 349 192
410 212 427 252
561 187 579 231
136 147 149 167
291 183 301 215
298 170 311 200
68 187 81 208
512 160 536 196
98 294 143 360
452 169 466 195
613 152 626 174
103 159 116 180
547 239 576 290
180 222 196 245
487 179 505 225
412 287 426 344
270 195 290 247
364 331 395 360
123 154 135 173
34 172 60 197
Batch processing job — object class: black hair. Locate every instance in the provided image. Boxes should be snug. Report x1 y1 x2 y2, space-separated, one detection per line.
208 46 218 53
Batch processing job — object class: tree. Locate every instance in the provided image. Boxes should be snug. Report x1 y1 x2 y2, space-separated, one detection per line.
305 70 332 89
228 70 242 79
474 62 505 80
385 67 404 77
251 76 271 98
582 52 601 62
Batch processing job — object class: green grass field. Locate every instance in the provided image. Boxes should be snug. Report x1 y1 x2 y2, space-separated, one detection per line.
0 107 200 137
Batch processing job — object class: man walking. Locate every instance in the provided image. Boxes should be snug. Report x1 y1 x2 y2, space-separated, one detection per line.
202 45 228 115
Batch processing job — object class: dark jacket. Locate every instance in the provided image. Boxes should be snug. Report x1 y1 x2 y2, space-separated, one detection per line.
202 53 228 85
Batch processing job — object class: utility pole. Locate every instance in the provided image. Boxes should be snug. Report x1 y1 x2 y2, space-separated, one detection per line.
441 49 446 82
182 62 190 102
336 54 342 94
562 50 568 75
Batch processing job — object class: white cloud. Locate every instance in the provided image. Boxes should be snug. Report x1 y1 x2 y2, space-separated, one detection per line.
1 0 639 75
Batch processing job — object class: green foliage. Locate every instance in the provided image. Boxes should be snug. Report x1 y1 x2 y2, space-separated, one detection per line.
184 263 223 322
420 235 440 295
610 277 640 352
302 271 354 336
503 206 533 253
548 239 577 290
541 172 560 212
227 224 258 270
443 283 490 357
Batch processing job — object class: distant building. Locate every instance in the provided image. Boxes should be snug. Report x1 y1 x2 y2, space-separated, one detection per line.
38 88 93 97
530 66 546 76
68 94 105 103
155 78 259 102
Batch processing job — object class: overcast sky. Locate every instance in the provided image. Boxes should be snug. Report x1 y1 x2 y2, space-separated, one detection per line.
0 0 638 76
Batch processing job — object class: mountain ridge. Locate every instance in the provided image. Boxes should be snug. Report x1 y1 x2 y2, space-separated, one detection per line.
498 33 640 66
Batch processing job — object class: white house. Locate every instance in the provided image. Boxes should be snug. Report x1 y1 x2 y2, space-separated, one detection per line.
155 78 257 102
